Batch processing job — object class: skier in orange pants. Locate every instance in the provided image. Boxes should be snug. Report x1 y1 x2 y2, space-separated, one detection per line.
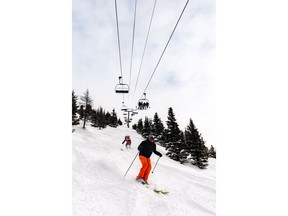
136 135 162 184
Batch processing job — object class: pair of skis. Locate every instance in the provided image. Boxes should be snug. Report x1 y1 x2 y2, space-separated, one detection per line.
149 186 169 195
139 180 169 195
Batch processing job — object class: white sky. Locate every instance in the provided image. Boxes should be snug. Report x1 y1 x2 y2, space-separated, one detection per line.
72 0 216 146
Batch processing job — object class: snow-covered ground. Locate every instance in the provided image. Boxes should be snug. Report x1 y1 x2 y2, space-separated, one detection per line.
73 124 216 216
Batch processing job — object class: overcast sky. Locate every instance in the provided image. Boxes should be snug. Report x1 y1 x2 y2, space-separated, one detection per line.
72 0 215 146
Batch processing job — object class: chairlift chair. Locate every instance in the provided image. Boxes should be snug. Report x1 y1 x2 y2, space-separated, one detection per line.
115 76 129 94
121 102 128 111
138 93 150 110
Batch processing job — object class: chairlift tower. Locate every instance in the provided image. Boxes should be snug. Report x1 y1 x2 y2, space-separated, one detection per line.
123 108 137 128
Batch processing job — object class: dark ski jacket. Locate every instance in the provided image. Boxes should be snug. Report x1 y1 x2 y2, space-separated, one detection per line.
137 139 162 158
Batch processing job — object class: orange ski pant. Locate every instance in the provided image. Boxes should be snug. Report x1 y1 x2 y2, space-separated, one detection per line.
137 156 152 181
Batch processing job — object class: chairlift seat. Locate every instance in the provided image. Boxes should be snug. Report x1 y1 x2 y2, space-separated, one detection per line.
115 84 129 94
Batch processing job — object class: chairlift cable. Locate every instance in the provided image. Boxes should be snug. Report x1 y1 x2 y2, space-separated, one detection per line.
114 0 123 78
132 0 158 104
127 0 138 106
142 0 190 94
128 0 138 89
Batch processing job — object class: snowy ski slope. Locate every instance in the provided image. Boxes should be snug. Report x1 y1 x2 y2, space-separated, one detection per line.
73 124 215 216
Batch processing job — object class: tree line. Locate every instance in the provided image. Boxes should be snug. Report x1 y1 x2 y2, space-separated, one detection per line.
132 107 216 169
72 89 122 129
72 89 216 169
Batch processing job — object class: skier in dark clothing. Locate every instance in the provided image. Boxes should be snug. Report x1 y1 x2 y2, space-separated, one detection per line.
136 135 162 184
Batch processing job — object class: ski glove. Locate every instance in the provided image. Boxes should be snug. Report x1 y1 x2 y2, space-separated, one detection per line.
158 153 162 157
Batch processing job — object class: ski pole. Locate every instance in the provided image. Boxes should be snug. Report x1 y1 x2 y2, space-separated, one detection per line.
124 152 139 177
152 156 161 174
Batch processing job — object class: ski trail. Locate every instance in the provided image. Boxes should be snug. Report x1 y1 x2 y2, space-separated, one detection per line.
73 125 216 216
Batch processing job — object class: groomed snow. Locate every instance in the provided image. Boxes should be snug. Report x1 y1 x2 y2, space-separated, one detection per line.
73 124 215 216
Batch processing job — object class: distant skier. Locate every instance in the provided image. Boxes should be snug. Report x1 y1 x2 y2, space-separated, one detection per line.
136 135 162 184
122 135 132 149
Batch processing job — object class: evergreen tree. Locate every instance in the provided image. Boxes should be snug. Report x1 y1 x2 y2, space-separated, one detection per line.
72 90 80 125
185 119 199 164
85 104 93 121
136 118 143 134
105 112 111 127
161 129 169 148
179 131 189 164
208 145 216 158
165 107 182 161
142 117 152 138
90 109 97 127
185 119 209 169
132 124 137 131
109 109 118 127
78 105 84 120
97 107 106 129
195 135 209 169
91 107 106 129
80 89 93 129
118 118 123 126
153 112 165 146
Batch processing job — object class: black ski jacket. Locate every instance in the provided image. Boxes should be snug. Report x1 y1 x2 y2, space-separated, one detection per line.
137 139 162 158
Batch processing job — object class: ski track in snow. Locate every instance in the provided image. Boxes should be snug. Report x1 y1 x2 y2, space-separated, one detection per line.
73 124 216 216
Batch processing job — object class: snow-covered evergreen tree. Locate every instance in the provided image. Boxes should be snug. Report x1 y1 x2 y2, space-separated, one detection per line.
136 118 143 134
105 112 111 127
78 105 84 120
142 117 152 138
197 135 209 169
132 123 137 131
109 109 118 127
153 112 165 146
80 89 93 129
161 129 168 148
118 118 123 126
91 107 106 129
97 107 106 129
91 109 97 127
179 131 189 164
208 145 216 158
72 90 80 125
185 119 209 169
165 107 182 161
85 104 93 121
